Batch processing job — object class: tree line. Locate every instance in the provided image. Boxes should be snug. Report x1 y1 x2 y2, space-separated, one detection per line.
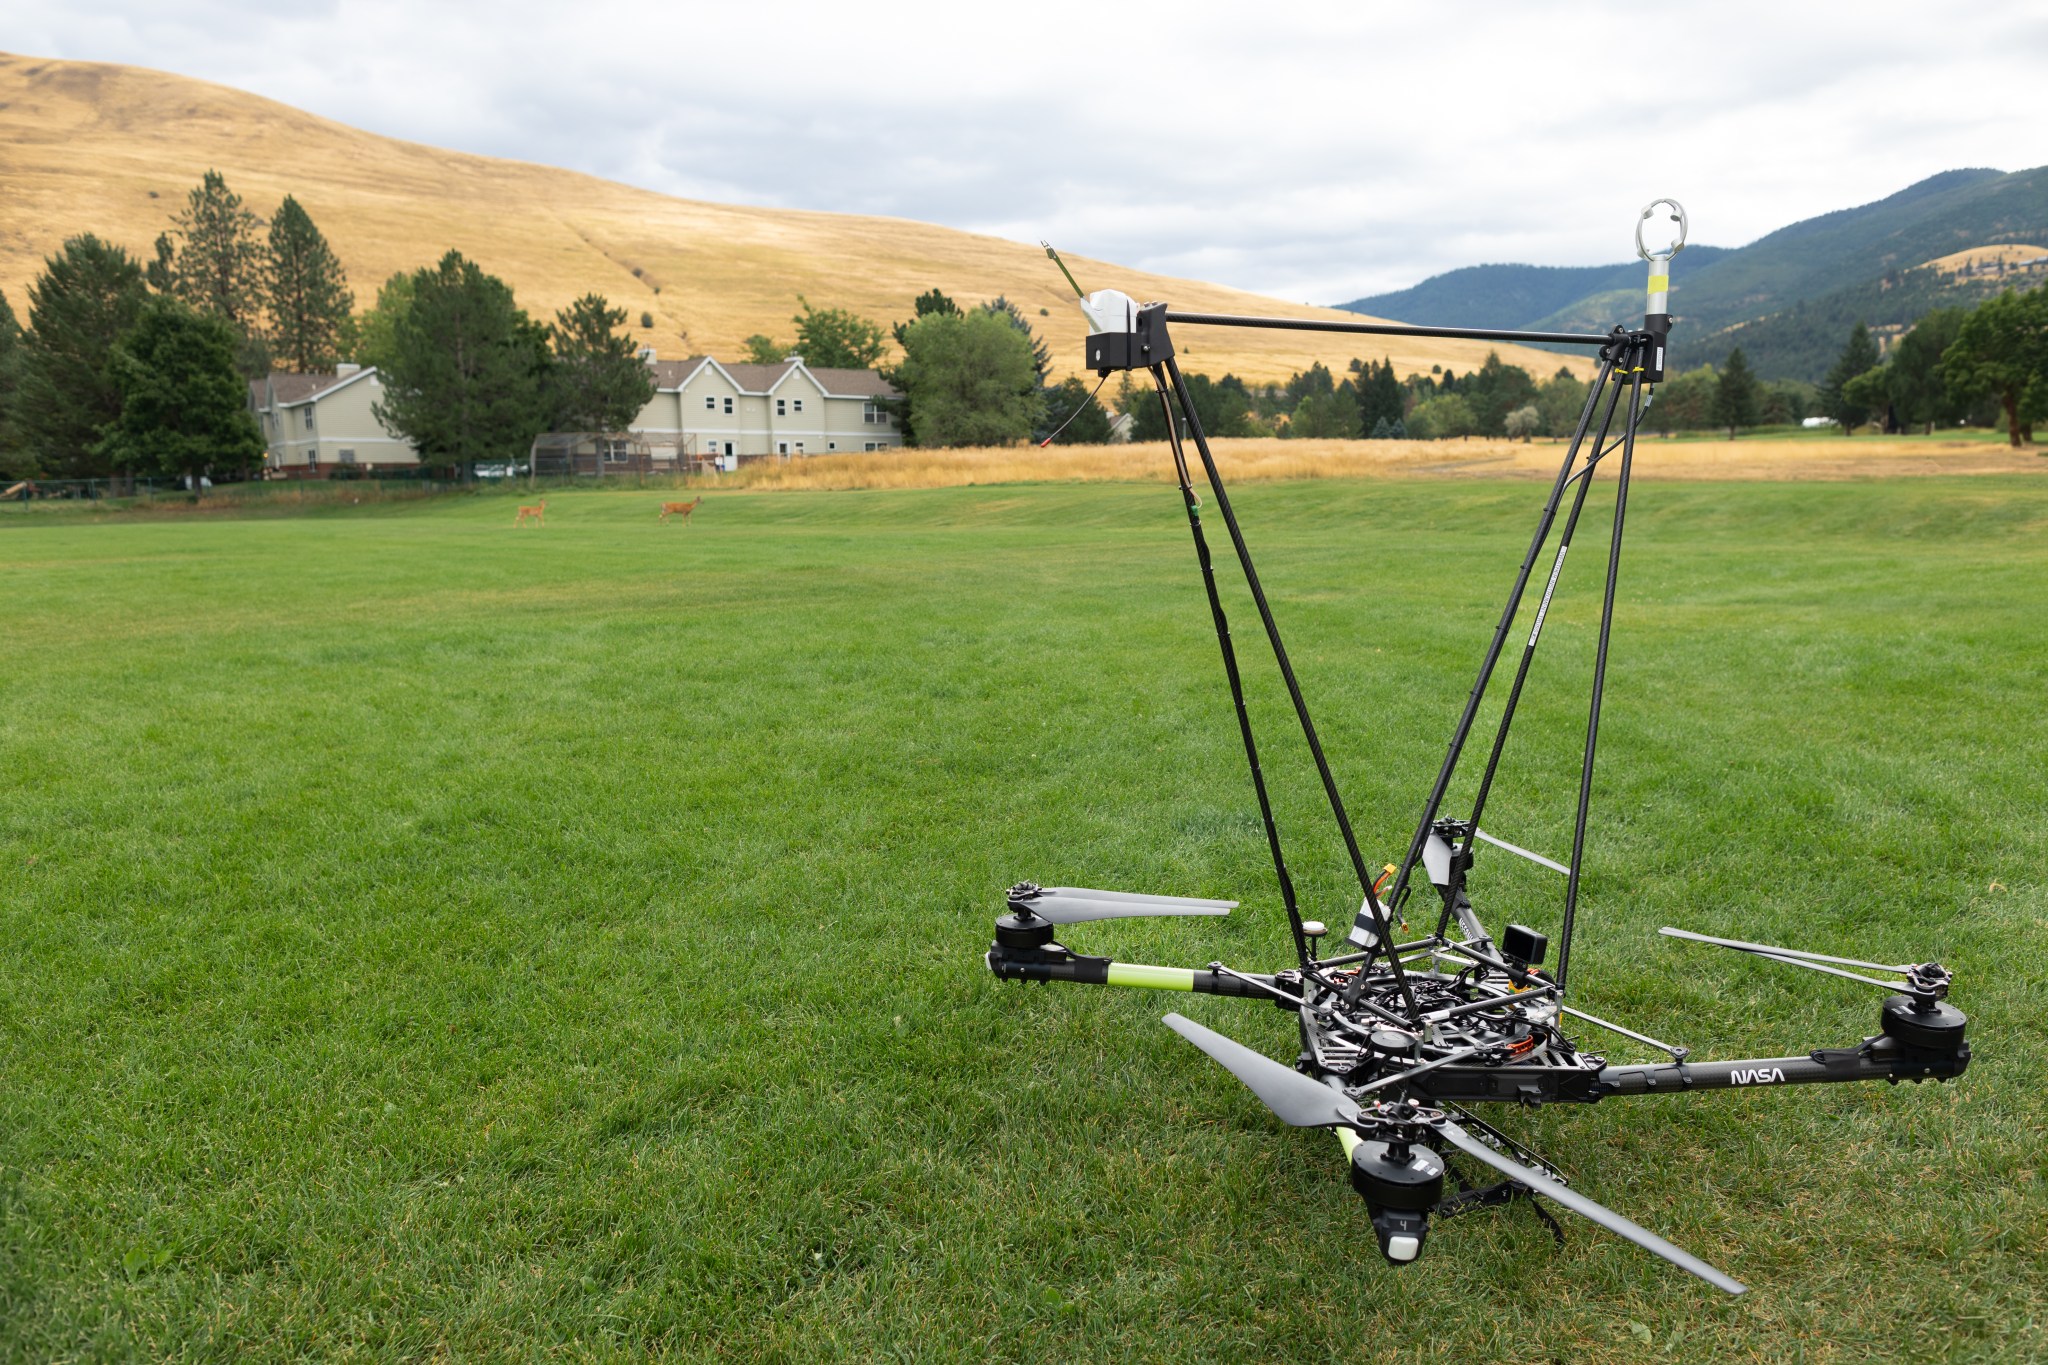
1101 277 2048 449
0 170 671 486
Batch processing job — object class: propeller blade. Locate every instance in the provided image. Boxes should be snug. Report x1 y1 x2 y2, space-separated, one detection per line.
1659 926 1907 974
1433 1118 1746 1296
1015 887 1236 925
1163 1013 1359 1129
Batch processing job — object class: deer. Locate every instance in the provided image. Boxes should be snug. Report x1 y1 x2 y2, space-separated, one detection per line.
660 497 703 525
515 498 547 526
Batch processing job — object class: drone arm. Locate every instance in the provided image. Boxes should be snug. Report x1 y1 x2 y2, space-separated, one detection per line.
1595 1033 1969 1096
986 947 1278 999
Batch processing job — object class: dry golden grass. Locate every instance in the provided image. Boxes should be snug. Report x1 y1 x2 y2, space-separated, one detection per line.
0 52 1592 387
712 433 2048 492
1921 243 2048 272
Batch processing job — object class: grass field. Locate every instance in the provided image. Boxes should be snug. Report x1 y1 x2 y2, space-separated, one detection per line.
2 478 2045 1361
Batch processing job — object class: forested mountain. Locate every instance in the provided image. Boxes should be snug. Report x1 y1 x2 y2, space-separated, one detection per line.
1338 168 2048 378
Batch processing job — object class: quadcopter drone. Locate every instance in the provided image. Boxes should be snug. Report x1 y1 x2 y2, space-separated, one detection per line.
985 203 1970 1296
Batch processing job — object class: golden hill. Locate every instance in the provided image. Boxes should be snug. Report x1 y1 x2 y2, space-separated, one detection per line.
0 52 1591 386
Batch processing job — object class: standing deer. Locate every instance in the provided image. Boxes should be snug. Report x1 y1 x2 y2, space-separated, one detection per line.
515 498 547 526
660 497 703 525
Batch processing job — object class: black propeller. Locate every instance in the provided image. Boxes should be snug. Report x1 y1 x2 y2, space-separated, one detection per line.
1007 883 1236 926
1161 1012 1746 1296
1163 1012 1359 1128
1430 1119 1745 1295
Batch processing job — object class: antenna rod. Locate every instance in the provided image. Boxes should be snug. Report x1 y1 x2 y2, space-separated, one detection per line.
1042 242 1087 300
1165 309 1612 348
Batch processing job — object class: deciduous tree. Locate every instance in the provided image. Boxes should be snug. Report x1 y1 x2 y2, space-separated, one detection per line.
95 298 264 492
1288 384 1357 439
1535 367 1589 438
1406 392 1475 441
743 334 787 364
353 272 415 373
373 251 553 473
979 297 1051 389
13 235 149 477
792 296 888 370
891 310 1041 447
1462 351 1538 438
265 196 354 372
1938 287 2048 447
1888 307 1969 433
892 288 962 347
548 293 656 433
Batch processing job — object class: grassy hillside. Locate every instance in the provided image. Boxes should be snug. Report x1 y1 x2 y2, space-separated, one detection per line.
0 53 1586 387
2 481 2043 1360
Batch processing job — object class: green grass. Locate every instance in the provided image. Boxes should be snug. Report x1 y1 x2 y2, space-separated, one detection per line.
2 480 2045 1362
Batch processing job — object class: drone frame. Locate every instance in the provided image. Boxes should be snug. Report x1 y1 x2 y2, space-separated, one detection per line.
986 207 1971 1295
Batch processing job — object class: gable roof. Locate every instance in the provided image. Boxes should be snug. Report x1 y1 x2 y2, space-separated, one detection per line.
256 369 380 408
652 355 898 400
807 366 898 399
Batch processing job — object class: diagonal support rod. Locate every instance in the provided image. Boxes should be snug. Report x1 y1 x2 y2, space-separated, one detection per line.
1155 359 1418 1015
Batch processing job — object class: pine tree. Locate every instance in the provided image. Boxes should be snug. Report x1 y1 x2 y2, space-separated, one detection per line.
1354 357 1406 435
95 297 265 492
1712 347 1760 438
1819 322 1881 434
265 196 354 372
892 288 961 346
0 289 25 476
160 171 271 377
13 235 149 477
1041 376 1114 445
372 251 553 473
548 293 656 433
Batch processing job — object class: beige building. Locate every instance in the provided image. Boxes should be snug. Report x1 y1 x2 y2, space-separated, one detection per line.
249 366 419 477
633 356 901 464
249 354 901 478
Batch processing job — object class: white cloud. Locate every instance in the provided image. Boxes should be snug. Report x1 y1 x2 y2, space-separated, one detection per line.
16 0 2046 304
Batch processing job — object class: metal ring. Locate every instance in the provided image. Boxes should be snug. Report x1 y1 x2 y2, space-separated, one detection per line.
1635 198 1688 262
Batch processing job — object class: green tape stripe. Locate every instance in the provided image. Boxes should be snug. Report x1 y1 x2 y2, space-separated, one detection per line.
1104 963 1197 992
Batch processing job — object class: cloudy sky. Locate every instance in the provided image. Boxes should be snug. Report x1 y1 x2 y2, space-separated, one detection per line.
18 2 2047 304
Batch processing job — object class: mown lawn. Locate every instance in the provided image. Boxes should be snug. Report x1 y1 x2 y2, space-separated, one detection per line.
2 478 2044 1362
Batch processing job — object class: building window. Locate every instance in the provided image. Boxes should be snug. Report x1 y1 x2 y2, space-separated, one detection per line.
793 399 803 413
723 441 734 457
863 402 882 424
827 441 837 451
777 441 789 456
303 409 316 431
705 396 716 410
794 443 804 455
338 448 357 465
775 398 786 416
723 396 733 414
